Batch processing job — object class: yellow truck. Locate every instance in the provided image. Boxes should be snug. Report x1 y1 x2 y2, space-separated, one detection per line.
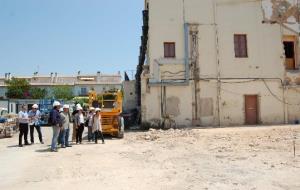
89 90 124 138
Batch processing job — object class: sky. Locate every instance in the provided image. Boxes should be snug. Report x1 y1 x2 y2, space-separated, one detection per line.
0 0 143 79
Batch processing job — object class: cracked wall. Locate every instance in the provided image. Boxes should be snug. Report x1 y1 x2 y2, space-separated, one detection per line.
262 0 300 33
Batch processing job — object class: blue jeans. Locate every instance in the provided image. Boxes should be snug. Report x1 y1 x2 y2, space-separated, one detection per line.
88 126 94 141
51 125 61 150
57 130 62 144
60 128 70 147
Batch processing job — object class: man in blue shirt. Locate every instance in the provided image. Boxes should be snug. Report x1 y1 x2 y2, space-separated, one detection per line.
28 104 44 144
50 101 62 152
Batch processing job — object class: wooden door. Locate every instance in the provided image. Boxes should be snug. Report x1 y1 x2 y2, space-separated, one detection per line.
284 41 295 70
245 95 258 125
283 35 297 70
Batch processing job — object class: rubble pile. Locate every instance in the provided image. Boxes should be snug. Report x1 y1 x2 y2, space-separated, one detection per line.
0 114 18 138
136 128 196 141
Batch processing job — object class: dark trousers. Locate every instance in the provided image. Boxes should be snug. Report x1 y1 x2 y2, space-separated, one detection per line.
94 130 105 144
76 123 84 143
19 123 29 145
30 124 43 143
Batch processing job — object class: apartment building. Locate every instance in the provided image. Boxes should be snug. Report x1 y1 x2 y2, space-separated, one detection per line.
0 72 122 98
138 0 300 127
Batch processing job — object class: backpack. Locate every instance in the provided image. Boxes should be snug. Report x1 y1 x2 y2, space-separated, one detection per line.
85 117 89 126
48 110 53 125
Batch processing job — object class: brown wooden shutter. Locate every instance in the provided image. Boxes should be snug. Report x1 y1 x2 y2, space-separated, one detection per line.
164 42 176 58
170 43 175 57
164 43 169 57
240 35 247 57
234 35 240 57
234 34 248 58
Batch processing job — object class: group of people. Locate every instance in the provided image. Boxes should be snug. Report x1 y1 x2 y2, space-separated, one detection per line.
18 101 105 152
18 104 44 147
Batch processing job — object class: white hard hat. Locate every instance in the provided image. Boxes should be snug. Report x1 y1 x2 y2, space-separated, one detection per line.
63 104 70 109
95 108 101 112
76 106 83 111
53 101 61 107
89 107 95 111
76 103 81 108
32 104 39 109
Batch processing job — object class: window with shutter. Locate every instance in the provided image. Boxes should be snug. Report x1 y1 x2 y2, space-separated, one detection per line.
164 42 176 58
234 34 248 58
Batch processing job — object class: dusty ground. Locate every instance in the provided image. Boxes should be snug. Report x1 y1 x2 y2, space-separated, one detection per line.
0 125 299 190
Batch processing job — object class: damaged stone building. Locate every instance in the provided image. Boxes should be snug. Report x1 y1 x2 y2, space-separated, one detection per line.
137 0 300 127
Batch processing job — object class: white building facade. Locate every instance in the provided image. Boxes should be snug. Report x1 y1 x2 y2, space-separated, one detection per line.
0 72 122 98
140 0 300 127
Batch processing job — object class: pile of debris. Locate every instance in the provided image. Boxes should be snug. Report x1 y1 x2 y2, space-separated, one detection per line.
0 114 18 138
136 128 196 141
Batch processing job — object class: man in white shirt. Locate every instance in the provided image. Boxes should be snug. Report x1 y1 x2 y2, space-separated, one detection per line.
28 104 44 144
18 105 30 147
74 106 85 144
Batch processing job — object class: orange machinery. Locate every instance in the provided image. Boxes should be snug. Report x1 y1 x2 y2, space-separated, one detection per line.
89 90 124 138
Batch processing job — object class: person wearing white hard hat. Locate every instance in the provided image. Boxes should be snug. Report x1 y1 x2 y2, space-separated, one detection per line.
18 105 30 147
71 104 81 142
57 107 64 145
87 107 95 142
28 104 44 144
49 101 62 152
92 108 105 144
59 104 72 148
74 106 85 144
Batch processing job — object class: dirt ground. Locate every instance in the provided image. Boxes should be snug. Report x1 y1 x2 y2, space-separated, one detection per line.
0 125 299 190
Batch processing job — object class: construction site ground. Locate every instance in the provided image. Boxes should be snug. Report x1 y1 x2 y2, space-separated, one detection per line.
0 125 299 190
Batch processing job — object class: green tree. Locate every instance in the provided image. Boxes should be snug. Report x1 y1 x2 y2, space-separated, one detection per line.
29 87 47 99
52 86 74 100
5 78 30 99
73 97 89 107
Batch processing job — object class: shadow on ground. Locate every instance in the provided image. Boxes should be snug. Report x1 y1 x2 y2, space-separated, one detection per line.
35 148 51 153
6 145 20 148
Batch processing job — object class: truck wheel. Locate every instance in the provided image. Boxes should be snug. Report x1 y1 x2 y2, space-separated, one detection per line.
117 117 124 138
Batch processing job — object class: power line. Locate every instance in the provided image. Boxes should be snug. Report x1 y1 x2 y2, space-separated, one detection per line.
201 79 300 106
263 79 300 106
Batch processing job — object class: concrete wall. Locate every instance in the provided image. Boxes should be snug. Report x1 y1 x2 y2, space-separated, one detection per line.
216 1 284 78
123 81 137 112
286 87 300 123
141 0 292 127
147 0 285 79
141 84 193 127
219 80 285 125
